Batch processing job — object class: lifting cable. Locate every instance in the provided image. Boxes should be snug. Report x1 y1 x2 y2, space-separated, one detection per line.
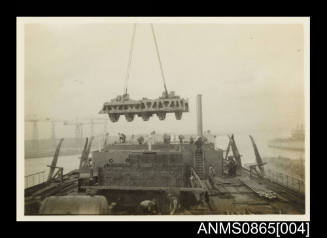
123 23 137 95
123 23 169 97
151 23 169 97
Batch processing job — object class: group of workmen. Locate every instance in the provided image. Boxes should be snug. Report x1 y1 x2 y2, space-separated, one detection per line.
226 156 238 176
114 132 209 145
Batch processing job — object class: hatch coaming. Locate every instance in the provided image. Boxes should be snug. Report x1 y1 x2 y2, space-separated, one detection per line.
97 151 187 188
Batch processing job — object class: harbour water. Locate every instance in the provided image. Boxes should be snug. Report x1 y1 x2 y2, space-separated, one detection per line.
25 155 80 183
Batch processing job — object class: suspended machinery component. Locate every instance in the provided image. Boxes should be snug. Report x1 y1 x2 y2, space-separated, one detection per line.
100 91 189 122
157 112 166 120
125 113 135 122
99 24 189 122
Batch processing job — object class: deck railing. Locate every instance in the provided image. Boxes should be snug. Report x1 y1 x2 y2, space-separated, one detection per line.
266 169 305 194
25 171 46 188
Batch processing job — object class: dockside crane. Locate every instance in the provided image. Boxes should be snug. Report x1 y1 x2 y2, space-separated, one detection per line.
25 116 64 140
63 119 84 141
45 118 64 141
25 116 64 151
86 118 108 137
85 118 109 150
25 117 40 152
64 118 108 140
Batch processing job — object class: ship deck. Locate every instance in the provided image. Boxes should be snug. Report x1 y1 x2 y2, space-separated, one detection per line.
190 171 305 215
24 170 305 215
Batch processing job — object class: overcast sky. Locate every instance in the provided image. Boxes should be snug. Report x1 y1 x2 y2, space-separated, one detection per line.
24 22 305 139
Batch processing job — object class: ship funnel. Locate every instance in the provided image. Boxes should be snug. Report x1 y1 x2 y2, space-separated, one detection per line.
196 94 203 137
147 134 153 151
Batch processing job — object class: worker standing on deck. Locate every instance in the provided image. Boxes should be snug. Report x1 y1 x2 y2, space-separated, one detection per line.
147 132 155 151
137 136 144 145
118 133 126 143
178 134 185 144
163 134 171 144
88 158 94 177
190 174 195 187
194 136 203 149
150 131 156 144
168 194 179 215
139 199 158 214
213 135 219 149
88 158 94 167
209 166 216 177
227 156 237 177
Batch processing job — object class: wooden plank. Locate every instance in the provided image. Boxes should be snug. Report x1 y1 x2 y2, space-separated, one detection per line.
239 178 277 199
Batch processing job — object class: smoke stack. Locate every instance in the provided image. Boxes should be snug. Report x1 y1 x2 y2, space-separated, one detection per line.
148 134 153 151
196 94 203 137
148 141 152 151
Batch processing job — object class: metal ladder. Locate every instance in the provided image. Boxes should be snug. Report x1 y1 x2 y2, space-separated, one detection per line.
194 149 205 179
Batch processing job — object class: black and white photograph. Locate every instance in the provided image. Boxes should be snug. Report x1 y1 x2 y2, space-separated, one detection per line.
16 17 310 221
